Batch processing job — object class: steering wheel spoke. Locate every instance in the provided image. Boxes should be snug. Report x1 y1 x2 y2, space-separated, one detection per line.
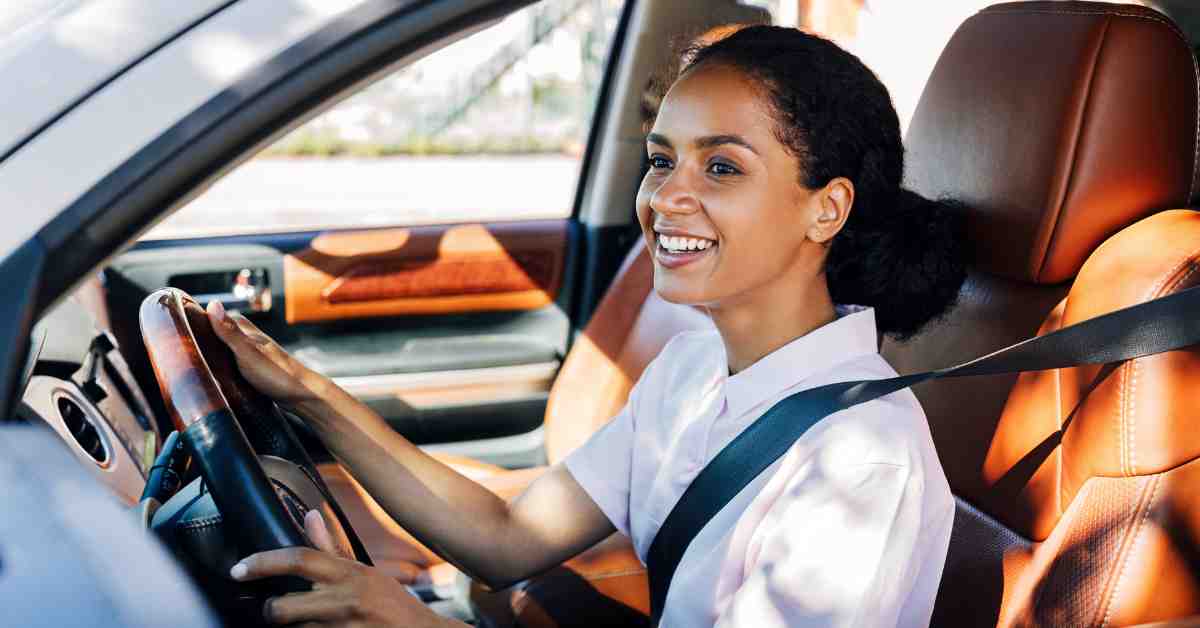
138 288 371 623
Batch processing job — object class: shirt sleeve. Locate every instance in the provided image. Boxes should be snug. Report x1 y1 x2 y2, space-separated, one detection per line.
715 462 919 628
561 389 639 537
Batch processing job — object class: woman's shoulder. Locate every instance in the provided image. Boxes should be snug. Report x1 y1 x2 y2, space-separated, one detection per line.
807 353 935 470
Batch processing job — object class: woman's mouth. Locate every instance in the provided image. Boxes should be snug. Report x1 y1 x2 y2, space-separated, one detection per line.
654 233 717 269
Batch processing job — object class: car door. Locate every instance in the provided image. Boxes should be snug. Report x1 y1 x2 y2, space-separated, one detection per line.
102 0 635 469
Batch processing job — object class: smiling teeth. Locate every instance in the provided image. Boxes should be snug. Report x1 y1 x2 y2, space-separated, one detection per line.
658 233 714 252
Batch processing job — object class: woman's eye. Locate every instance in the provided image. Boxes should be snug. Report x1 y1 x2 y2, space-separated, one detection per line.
648 155 673 170
707 161 741 176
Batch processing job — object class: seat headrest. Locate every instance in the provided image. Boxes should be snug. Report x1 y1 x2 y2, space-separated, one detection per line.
905 1 1199 284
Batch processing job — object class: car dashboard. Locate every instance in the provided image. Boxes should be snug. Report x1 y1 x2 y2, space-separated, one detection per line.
16 276 162 505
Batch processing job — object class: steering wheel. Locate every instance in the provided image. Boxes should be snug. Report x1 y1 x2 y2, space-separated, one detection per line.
138 288 371 619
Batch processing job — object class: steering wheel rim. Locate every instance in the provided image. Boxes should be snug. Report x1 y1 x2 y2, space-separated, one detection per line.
138 288 368 564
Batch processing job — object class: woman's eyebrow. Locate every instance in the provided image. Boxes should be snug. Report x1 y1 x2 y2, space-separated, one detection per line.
646 132 672 148
694 134 759 155
645 133 759 156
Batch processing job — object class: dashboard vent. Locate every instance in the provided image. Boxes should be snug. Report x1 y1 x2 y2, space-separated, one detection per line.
57 397 108 465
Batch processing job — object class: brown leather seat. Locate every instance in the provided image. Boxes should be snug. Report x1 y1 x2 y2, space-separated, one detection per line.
324 2 1200 626
886 2 1200 625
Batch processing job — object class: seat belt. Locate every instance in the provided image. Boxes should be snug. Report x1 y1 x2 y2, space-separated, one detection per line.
646 282 1200 625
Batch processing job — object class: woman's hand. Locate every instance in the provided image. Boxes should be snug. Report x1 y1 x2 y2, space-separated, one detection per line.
231 511 462 627
207 301 329 408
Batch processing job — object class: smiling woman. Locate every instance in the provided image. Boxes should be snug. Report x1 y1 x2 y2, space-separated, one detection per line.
640 28 966 343
192 21 968 628
550 25 968 625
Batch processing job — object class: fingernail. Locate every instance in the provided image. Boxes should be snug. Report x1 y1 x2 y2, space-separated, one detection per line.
212 300 227 320
230 562 247 580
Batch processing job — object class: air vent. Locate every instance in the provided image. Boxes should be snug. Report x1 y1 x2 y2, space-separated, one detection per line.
57 396 108 466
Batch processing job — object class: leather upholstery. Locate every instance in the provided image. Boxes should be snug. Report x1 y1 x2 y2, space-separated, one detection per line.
923 211 1200 626
889 3 1200 626
905 1 1198 284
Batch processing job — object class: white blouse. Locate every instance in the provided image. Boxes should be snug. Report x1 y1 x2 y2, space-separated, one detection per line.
563 305 953 627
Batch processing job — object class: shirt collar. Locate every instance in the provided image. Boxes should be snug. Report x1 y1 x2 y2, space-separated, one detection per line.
720 304 879 418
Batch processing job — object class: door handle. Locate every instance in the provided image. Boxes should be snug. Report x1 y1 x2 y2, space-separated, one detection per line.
195 268 272 314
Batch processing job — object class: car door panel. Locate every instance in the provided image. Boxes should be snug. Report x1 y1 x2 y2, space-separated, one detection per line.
106 219 573 466
283 220 567 323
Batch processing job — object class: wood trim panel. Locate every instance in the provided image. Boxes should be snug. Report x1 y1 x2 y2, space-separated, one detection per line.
284 221 567 324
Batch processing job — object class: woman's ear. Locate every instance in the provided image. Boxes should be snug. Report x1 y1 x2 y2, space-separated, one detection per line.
807 177 854 244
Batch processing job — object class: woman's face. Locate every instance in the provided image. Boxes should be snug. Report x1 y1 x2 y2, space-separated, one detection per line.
636 63 833 309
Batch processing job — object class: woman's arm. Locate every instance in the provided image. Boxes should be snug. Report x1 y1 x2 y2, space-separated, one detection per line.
206 302 615 588
294 378 614 587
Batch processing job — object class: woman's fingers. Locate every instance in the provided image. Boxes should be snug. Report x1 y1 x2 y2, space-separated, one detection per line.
231 547 357 584
304 509 338 555
207 301 272 354
230 310 274 346
262 590 353 625
235 547 447 627
206 301 246 350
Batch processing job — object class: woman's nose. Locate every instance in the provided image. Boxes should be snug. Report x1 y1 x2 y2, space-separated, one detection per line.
649 169 700 216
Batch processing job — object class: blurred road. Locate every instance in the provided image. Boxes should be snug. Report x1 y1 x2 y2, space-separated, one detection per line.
145 155 581 239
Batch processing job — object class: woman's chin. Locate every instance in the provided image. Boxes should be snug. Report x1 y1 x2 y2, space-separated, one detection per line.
652 277 712 306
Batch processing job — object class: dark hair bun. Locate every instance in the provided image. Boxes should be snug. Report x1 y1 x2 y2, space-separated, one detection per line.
827 190 967 340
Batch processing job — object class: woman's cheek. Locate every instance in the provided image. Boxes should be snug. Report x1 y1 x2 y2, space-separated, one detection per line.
634 181 656 229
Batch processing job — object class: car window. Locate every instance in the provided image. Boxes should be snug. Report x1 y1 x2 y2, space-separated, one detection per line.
144 0 625 240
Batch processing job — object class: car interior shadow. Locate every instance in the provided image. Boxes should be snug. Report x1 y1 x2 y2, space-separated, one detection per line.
931 362 1119 627
472 565 650 628
989 363 1119 502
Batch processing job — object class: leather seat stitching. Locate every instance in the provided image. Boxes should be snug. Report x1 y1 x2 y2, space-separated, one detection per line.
979 6 1200 200
1137 261 1200 475
1126 244 1200 476
1118 357 1129 476
1098 474 1160 627
982 7 1185 38
1128 356 1141 476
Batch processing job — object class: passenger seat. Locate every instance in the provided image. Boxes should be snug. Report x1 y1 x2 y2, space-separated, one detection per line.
887 2 1200 625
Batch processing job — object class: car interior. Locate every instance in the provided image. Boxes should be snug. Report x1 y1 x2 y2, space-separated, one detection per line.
10 0 1200 626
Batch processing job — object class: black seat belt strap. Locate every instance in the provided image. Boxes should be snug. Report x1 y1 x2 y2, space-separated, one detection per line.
646 282 1200 625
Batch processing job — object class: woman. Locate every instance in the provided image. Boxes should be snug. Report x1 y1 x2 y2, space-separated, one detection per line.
214 25 965 627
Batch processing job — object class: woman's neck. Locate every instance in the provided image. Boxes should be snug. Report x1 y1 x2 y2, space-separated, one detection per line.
707 275 837 375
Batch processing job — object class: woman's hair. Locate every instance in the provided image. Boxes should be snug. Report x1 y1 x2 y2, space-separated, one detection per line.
668 25 966 340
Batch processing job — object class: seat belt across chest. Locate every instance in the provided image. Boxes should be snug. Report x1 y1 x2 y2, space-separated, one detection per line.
646 282 1200 625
